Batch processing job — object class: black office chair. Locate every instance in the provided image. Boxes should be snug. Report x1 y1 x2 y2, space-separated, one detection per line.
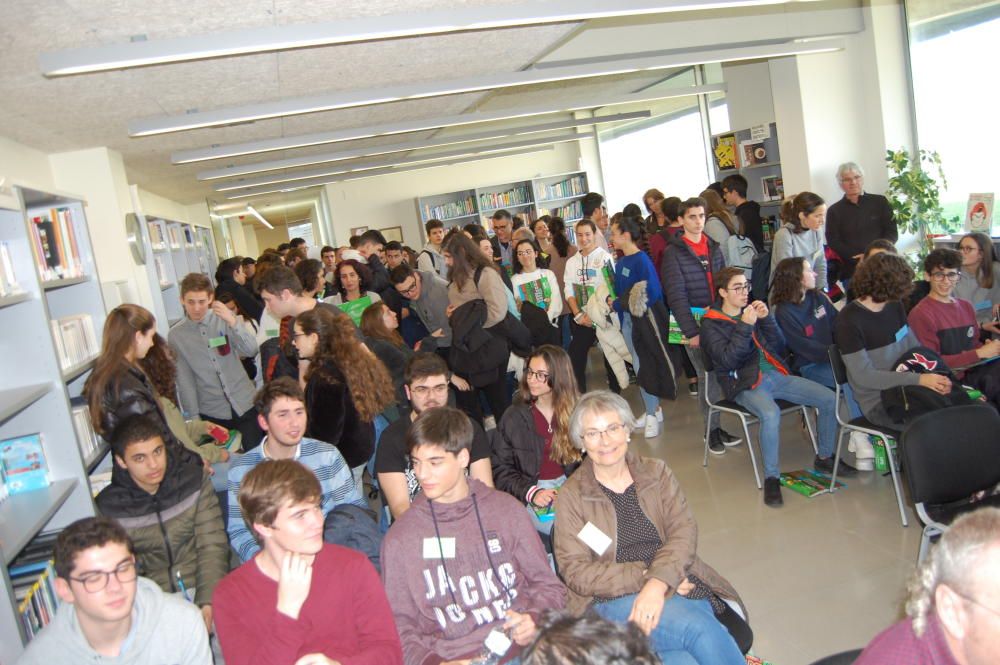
901 404 1000 563
807 648 863 665
827 345 907 526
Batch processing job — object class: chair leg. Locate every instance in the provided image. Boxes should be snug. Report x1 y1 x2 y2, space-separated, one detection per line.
880 434 909 528
740 416 762 490
702 407 714 467
802 407 818 455
830 428 845 492
917 528 932 564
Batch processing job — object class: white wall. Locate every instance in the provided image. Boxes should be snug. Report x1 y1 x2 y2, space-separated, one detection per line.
323 141 585 247
722 61 775 131
0 136 56 192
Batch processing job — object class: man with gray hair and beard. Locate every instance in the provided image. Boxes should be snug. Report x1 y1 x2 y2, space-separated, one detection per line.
856 507 1000 664
825 161 898 284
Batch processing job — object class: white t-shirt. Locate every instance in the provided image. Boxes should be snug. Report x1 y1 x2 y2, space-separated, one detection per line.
563 246 615 311
511 268 563 323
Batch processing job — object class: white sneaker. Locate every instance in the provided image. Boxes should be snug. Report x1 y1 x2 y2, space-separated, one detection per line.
644 414 659 439
849 431 875 470
655 407 663 423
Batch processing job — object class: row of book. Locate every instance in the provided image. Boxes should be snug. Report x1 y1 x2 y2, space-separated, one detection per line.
479 184 532 211
10 533 60 641
149 222 200 251
29 207 85 282
537 175 586 201
71 400 103 467
541 200 583 222
422 196 476 222
0 433 49 497
154 256 172 287
50 313 99 372
0 241 24 297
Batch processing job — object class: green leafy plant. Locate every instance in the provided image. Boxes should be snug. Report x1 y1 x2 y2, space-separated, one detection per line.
885 148 961 259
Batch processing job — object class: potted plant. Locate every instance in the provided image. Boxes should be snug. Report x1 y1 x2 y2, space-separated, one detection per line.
885 148 960 262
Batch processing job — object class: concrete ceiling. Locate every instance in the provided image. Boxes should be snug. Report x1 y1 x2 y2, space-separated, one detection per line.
0 0 860 208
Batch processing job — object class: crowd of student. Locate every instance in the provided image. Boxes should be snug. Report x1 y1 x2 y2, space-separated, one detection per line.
17 162 1000 665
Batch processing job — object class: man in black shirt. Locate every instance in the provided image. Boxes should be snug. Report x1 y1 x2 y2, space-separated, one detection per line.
374 353 494 520
722 174 764 252
825 161 898 281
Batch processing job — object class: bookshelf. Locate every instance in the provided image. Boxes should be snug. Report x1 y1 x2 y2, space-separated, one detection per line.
414 171 589 240
0 186 108 662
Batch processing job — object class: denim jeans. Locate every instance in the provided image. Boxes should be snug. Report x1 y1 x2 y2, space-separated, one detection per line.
526 476 564 535
621 315 660 416
592 593 744 665
799 362 863 420
732 371 838 479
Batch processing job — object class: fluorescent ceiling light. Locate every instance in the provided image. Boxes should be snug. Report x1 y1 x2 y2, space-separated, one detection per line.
212 198 319 214
246 205 274 229
41 0 807 76
215 131 592 192
198 110 649 181
130 39 844 137
172 86 721 164
226 146 556 201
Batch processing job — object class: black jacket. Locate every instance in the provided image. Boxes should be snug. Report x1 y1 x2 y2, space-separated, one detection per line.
448 299 509 387
491 402 580 504
215 278 263 322
700 308 790 400
305 359 375 468
97 365 187 454
627 281 677 400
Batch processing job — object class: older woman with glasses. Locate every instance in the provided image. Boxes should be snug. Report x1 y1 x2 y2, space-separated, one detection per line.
492 345 580 535
552 391 751 663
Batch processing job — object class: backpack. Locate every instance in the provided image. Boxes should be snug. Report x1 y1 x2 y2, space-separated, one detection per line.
750 250 772 302
880 346 975 425
724 234 758 278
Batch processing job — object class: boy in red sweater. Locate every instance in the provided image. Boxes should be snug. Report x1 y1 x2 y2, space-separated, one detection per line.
908 248 1000 409
214 459 402 665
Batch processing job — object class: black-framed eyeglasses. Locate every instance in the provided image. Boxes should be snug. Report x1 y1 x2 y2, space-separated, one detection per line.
411 383 449 397
525 369 550 382
930 271 961 282
397 279 419 295
69 560 137 593
959 245 980 254
728 284 750 293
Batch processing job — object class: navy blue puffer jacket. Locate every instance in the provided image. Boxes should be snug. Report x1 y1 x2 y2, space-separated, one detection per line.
661 234 726 339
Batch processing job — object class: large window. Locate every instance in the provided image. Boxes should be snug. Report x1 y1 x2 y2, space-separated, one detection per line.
908 2 1000 230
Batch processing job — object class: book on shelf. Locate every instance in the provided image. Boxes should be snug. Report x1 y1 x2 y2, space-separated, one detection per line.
965 193 994 233
712 133 739 170
50 313 99 371
422 196 476 222
0 240 24 296
167 226 182 249
479 184 532 210
28 207 84 282
13 560 60 641
541 200 583 222
154 256 170 286
539 175 586 201
740 140 768 166
0 433 50 494
761 176 784 202
70 399 102 463
148 222 166 250
182 226 195 247
90 469 112 497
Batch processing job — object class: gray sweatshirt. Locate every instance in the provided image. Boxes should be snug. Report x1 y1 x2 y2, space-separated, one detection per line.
18 576 210 665
409 269 453 347
770 223 827 288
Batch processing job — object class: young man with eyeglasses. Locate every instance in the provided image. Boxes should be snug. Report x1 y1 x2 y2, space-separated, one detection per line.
381 406 565 665
18 516 211 664
908 248 1000 409
215 458 402 665
701 267 855 507
375 353 493 520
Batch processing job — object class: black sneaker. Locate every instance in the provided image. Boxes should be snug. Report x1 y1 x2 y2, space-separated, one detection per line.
814 455 859 478
720 429 742 447
763 477 783 507
707 429 726 455
688 381 699 397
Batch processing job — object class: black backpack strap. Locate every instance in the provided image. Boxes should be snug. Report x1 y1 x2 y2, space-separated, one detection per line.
474 264 485 287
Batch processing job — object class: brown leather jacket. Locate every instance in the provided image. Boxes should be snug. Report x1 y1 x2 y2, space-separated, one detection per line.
552 451 745 616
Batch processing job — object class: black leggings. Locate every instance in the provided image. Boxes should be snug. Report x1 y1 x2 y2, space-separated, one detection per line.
568 319 622 394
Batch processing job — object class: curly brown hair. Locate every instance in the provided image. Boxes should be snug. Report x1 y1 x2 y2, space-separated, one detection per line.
138 334 179 407
296 307 394 422
850 252 915 303
769 257 811 307
333 258 374 298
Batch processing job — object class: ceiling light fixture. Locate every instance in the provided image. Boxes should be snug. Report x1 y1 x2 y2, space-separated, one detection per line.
215 131 592 192
198 110 649 181
225 145 556 201
172 86 720 164
131 39 844 137
246 204 274 229
41 0 805 76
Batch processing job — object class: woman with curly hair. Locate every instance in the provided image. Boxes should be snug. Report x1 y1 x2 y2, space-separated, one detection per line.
492 345 581 534
293 258 326 300
834 252 952 427
293 305 395 489
323 257 382 325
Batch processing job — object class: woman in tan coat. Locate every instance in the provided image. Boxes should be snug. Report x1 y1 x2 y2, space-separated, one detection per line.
552 391 751 663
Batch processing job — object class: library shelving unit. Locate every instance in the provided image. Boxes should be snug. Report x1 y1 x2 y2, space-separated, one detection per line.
0 185 107 663
146 217 219 328
415 171 589 240
711 122 784 244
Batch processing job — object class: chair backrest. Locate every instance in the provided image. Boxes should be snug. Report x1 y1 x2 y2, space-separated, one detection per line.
828 344 848 387
901 404 1000 505
807 649 863 665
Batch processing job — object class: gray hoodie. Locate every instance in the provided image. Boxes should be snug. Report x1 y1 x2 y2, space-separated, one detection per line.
409 269 453 348
770 223 827 288
417 243 449 280
18 576 210 665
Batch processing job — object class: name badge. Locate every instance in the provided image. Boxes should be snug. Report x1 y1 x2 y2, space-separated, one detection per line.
484 628 513 656
814 306 826 320
577 522 612 556
621 267 631 278
894 325 910 343
974 300 991 313
423 537 456 559
208 335 227 348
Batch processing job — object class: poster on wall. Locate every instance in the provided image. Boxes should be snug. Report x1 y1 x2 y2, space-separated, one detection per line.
712 134 738 171
965 193 994 233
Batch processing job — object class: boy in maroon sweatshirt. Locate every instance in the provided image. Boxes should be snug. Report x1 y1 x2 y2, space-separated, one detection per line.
214 459 402 665
381 407 565 665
